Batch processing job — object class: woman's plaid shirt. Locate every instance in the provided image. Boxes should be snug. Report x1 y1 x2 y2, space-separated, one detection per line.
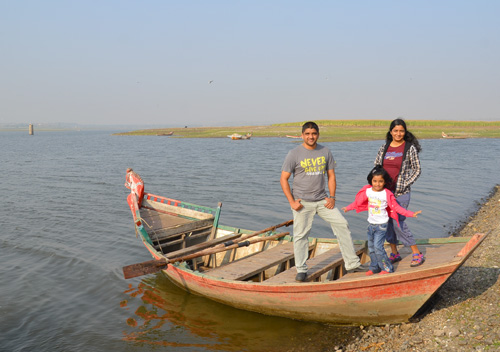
374 143 421 198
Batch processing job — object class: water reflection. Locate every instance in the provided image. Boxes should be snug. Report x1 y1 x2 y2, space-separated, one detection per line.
121 274 360 352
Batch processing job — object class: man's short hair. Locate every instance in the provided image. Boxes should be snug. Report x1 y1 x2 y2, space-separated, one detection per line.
302 121 319 133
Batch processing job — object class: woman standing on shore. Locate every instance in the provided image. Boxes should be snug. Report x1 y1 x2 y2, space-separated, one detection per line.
374 119 424 267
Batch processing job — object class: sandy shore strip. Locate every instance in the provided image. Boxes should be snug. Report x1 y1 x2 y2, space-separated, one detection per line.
340 185 500 352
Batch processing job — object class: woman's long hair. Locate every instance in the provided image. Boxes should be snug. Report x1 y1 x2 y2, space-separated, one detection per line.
385 118 422 153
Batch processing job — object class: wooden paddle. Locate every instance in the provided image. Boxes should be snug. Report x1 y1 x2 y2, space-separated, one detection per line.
122 231 290 279
171 231 290 262
122 219 293 279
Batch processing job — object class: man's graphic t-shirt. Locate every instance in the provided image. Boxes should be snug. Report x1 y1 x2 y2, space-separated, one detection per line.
281 144 336 202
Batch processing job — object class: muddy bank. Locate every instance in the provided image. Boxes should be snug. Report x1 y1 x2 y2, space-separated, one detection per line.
340 185 500 352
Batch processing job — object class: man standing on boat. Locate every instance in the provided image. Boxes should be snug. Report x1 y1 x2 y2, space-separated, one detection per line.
280 121 368 282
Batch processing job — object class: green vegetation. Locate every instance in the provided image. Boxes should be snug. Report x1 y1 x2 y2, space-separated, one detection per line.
114 120 500 142
274 119 500 127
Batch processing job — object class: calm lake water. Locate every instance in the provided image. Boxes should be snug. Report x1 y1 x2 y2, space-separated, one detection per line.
1 131 499 352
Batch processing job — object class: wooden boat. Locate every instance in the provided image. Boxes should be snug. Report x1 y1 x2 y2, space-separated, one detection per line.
241 133 252 140
157 131 174 136
441 131 467 139
286 135 302 139
123 174 487 325
227 133 242 140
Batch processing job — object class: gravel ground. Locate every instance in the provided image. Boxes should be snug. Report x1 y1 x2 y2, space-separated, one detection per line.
340 185 500 352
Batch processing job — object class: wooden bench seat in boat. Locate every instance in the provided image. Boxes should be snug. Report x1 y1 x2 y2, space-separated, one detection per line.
140 198 216 241
139 202 218 253
206 242 313 281
264 244 365 284
150 222 215 253
165 232 243 259
141 205 215 241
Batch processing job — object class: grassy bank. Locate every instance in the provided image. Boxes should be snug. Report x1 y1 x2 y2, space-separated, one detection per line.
114 120 500 142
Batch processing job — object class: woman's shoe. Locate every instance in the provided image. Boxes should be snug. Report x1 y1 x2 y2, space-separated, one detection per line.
410 253 425 267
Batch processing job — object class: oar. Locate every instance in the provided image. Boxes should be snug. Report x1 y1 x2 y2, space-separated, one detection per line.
122 219 293 279
123 258 169 279
205 219 293 249
122 231 290 279
170 231 290 263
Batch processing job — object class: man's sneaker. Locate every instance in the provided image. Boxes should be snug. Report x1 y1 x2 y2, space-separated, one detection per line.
347 263 370 274
295 272 307 282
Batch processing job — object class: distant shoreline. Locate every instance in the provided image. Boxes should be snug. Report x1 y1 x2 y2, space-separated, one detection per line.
113 119 500 142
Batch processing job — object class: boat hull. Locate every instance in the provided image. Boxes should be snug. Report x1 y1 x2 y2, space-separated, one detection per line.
162 261 457 324
227 133 242 140
138 230 486 325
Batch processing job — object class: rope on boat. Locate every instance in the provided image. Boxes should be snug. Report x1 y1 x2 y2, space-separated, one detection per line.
137 217 165 254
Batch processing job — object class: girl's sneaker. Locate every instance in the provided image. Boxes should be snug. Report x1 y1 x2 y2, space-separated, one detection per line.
389 252 402 264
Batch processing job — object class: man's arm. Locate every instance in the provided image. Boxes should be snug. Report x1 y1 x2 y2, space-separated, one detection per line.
280 171 303 211
325 169 337 209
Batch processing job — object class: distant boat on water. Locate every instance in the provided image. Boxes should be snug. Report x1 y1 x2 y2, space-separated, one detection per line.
157 132 174 136
228 133 252 140
441 132 467 139
286 135 301 139
227 133 242 140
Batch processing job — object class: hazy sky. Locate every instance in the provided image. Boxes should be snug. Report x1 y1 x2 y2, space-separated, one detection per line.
1 1 499 126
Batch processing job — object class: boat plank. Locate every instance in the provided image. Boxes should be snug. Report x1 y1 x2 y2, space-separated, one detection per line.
150 222 214 240
142 198 214 220
162 232 243 258
154 228 213 249
390 242 464 272
265 244 365 283
206 242 307 281
140 208 193 230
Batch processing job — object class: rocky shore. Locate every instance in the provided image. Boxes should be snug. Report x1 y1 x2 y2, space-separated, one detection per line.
341 185 500 352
